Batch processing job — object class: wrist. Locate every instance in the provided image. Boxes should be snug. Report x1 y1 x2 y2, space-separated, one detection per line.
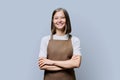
52 61 55 65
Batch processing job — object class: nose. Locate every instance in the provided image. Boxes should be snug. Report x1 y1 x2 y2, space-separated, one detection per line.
57 18 62 22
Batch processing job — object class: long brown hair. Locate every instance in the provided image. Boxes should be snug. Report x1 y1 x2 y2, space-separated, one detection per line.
51 8 72 35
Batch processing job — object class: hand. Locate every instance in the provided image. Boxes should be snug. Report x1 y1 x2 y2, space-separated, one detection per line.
71 55 80 60
38 57 54 68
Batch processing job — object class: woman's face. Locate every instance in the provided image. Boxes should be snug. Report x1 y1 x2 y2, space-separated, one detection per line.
53 10 66 31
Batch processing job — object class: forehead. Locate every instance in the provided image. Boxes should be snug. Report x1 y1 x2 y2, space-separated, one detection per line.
54 10 65 17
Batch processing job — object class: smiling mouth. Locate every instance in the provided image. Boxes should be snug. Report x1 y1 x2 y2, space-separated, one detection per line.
57 24 64 26
56 22 65 26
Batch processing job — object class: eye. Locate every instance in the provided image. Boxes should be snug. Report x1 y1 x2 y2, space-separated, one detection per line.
54 17 58 20
61 17 65 19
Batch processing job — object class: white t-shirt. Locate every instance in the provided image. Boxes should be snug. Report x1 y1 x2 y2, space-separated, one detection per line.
39 34 82 57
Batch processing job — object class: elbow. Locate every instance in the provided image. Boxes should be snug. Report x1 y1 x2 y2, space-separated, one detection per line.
74 62 80 68
76 64 80 68
71 55 82 68
71 61 80 68
74 57 82 68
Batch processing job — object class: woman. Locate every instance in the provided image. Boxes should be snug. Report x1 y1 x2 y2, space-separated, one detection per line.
38 8 82 80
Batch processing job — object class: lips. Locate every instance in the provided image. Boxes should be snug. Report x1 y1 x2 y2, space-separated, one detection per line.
56 22 65 26
57 23 64 26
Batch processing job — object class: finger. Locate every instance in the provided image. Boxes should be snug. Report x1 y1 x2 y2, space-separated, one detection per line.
39 60 46 66
38 57 46 61
39 60 44 65
40 62 46 68
72 55 79 58
38 58 43 61
38 59 43 64
39 61 44 67
38 60 45 67
73 57 79 59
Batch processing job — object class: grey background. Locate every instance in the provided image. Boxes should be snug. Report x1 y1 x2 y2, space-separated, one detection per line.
0 0 120 80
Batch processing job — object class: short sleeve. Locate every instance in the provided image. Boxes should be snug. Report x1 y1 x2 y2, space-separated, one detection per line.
39 36 49 57
72 36 82 56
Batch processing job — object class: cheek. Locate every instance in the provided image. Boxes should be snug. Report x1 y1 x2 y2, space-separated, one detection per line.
53 20 56 24
63 19 66 23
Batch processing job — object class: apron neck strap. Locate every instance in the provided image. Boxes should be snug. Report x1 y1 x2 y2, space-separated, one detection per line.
50 34 72 40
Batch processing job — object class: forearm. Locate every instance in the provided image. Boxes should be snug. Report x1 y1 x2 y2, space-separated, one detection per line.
53 56 82 69
52 60 77 69
39 55 82 70
40 65 64 71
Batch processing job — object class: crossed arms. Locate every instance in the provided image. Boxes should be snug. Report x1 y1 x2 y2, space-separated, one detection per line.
38 55 82 71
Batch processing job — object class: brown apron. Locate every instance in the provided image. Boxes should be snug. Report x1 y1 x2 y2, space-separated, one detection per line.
44 35 76 80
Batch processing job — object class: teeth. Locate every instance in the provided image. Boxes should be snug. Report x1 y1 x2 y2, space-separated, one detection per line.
58 24 63 25
57 23 63 25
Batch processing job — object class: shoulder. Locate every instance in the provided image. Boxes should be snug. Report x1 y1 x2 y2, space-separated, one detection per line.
71 35 80 43
41 35 50 40
41 35 50 42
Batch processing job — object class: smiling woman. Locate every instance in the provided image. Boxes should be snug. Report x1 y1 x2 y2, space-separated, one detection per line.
38 8 82 80
53 10 66 32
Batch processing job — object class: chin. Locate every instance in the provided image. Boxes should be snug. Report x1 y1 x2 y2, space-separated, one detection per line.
57 27 65 30
56 25 65 28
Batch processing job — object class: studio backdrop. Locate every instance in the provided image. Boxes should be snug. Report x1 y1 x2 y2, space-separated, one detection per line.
0 0 120 80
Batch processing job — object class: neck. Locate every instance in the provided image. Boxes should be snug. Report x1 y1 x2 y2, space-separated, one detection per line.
55 30 65 36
